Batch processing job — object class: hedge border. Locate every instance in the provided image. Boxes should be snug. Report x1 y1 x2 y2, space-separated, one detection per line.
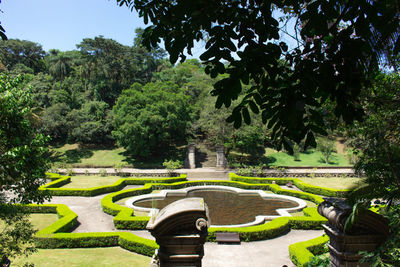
101 180 327 241
288 234 330 267
230 173 351 197
18 204 158 257
40 173 187 196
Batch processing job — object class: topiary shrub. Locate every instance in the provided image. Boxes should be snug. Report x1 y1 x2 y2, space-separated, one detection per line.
289 235 329 267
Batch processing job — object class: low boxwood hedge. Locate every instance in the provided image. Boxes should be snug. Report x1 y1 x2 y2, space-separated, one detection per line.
289 234 329 267
40 173 187 196
230 173 351 197
17 203 158 257
103 180 327 241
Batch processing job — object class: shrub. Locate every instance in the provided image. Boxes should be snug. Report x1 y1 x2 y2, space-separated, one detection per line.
16 204 159 257
162 159 183 176
289 235 330 267
230 173 350 198
40 173 187 196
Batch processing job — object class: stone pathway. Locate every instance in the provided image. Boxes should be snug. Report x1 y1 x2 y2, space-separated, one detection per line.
203 230 323 267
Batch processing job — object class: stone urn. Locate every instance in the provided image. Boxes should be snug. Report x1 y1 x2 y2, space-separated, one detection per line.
146 198 210 267
318 198 389 267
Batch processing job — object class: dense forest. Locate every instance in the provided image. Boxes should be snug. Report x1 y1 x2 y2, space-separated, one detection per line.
0 30 271 163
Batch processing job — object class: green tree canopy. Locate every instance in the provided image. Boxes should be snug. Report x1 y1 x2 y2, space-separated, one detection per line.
112 82 192 158
0 74 50 261
0 74 50 204
117 0 400 152
67 101 113 144
0 39 46 73
347 73 400 203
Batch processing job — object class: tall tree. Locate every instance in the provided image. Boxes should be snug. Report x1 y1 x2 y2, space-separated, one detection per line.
345 72 400 266
0 73 50 260
0 39 45 73
112 82 191 158
117 0 400 151
67 101 113 144
47 50 73 89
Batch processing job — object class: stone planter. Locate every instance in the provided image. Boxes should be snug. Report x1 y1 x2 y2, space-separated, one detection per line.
146 198 210 267
318 198 389 267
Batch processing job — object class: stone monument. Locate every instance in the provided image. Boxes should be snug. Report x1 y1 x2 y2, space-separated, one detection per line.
215 145 228 170
318 198 389 267
147 198 210 267
184 144 196 169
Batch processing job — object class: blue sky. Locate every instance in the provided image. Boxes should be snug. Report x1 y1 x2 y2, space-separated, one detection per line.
0 1 296 58
1 0 147 51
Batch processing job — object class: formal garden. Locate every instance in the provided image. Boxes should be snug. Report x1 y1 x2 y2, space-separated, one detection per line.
1 1 399 266
1 169 366 266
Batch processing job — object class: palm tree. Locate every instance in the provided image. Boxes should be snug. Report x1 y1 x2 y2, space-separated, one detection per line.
48 51 72 89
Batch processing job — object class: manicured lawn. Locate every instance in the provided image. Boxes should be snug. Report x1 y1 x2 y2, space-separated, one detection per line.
51 144 127 167
11 247 151 267
1 213 59 232
50 143 185 168
61 175 122 188
265 148 351 166
30 213 59 230
298 177 365 190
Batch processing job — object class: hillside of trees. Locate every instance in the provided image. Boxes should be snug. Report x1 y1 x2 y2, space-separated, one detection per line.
0 31 278 164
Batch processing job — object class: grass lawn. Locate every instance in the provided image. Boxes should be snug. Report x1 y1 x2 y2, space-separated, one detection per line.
50 143 185 168
50 144 127 167
1 213 59 232
61 175 122 188
290 200 317 217
11 247 151 267
30 213 59 230
265 148 351 166
298 177 365 190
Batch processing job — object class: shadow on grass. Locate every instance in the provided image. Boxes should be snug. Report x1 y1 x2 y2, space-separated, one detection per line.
50 146 94 165
228 153 276 167
121 144 186 169
317 154 340 165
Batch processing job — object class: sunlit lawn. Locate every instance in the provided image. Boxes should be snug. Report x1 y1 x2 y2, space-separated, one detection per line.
1 213 58 230
30 213 59 230
298 177 365 190
11 247 151 267
61 175 122 188
265 148 351 166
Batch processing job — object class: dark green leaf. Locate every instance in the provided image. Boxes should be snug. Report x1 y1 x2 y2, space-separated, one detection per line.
248 100 259 114
242 107 251 125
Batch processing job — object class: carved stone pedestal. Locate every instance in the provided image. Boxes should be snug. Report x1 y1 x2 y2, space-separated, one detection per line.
184 144 196 169
318 198 389 267
147 198 210 267
323 224 387 267
216 145 227 170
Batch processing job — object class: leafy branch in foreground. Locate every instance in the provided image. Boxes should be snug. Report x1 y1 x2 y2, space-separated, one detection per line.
117 0 400 151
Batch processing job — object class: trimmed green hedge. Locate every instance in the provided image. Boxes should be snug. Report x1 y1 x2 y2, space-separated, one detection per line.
40 173 187 196
289 234 329 267
230 173 351 197
18 204 158 257
102 180 327 241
